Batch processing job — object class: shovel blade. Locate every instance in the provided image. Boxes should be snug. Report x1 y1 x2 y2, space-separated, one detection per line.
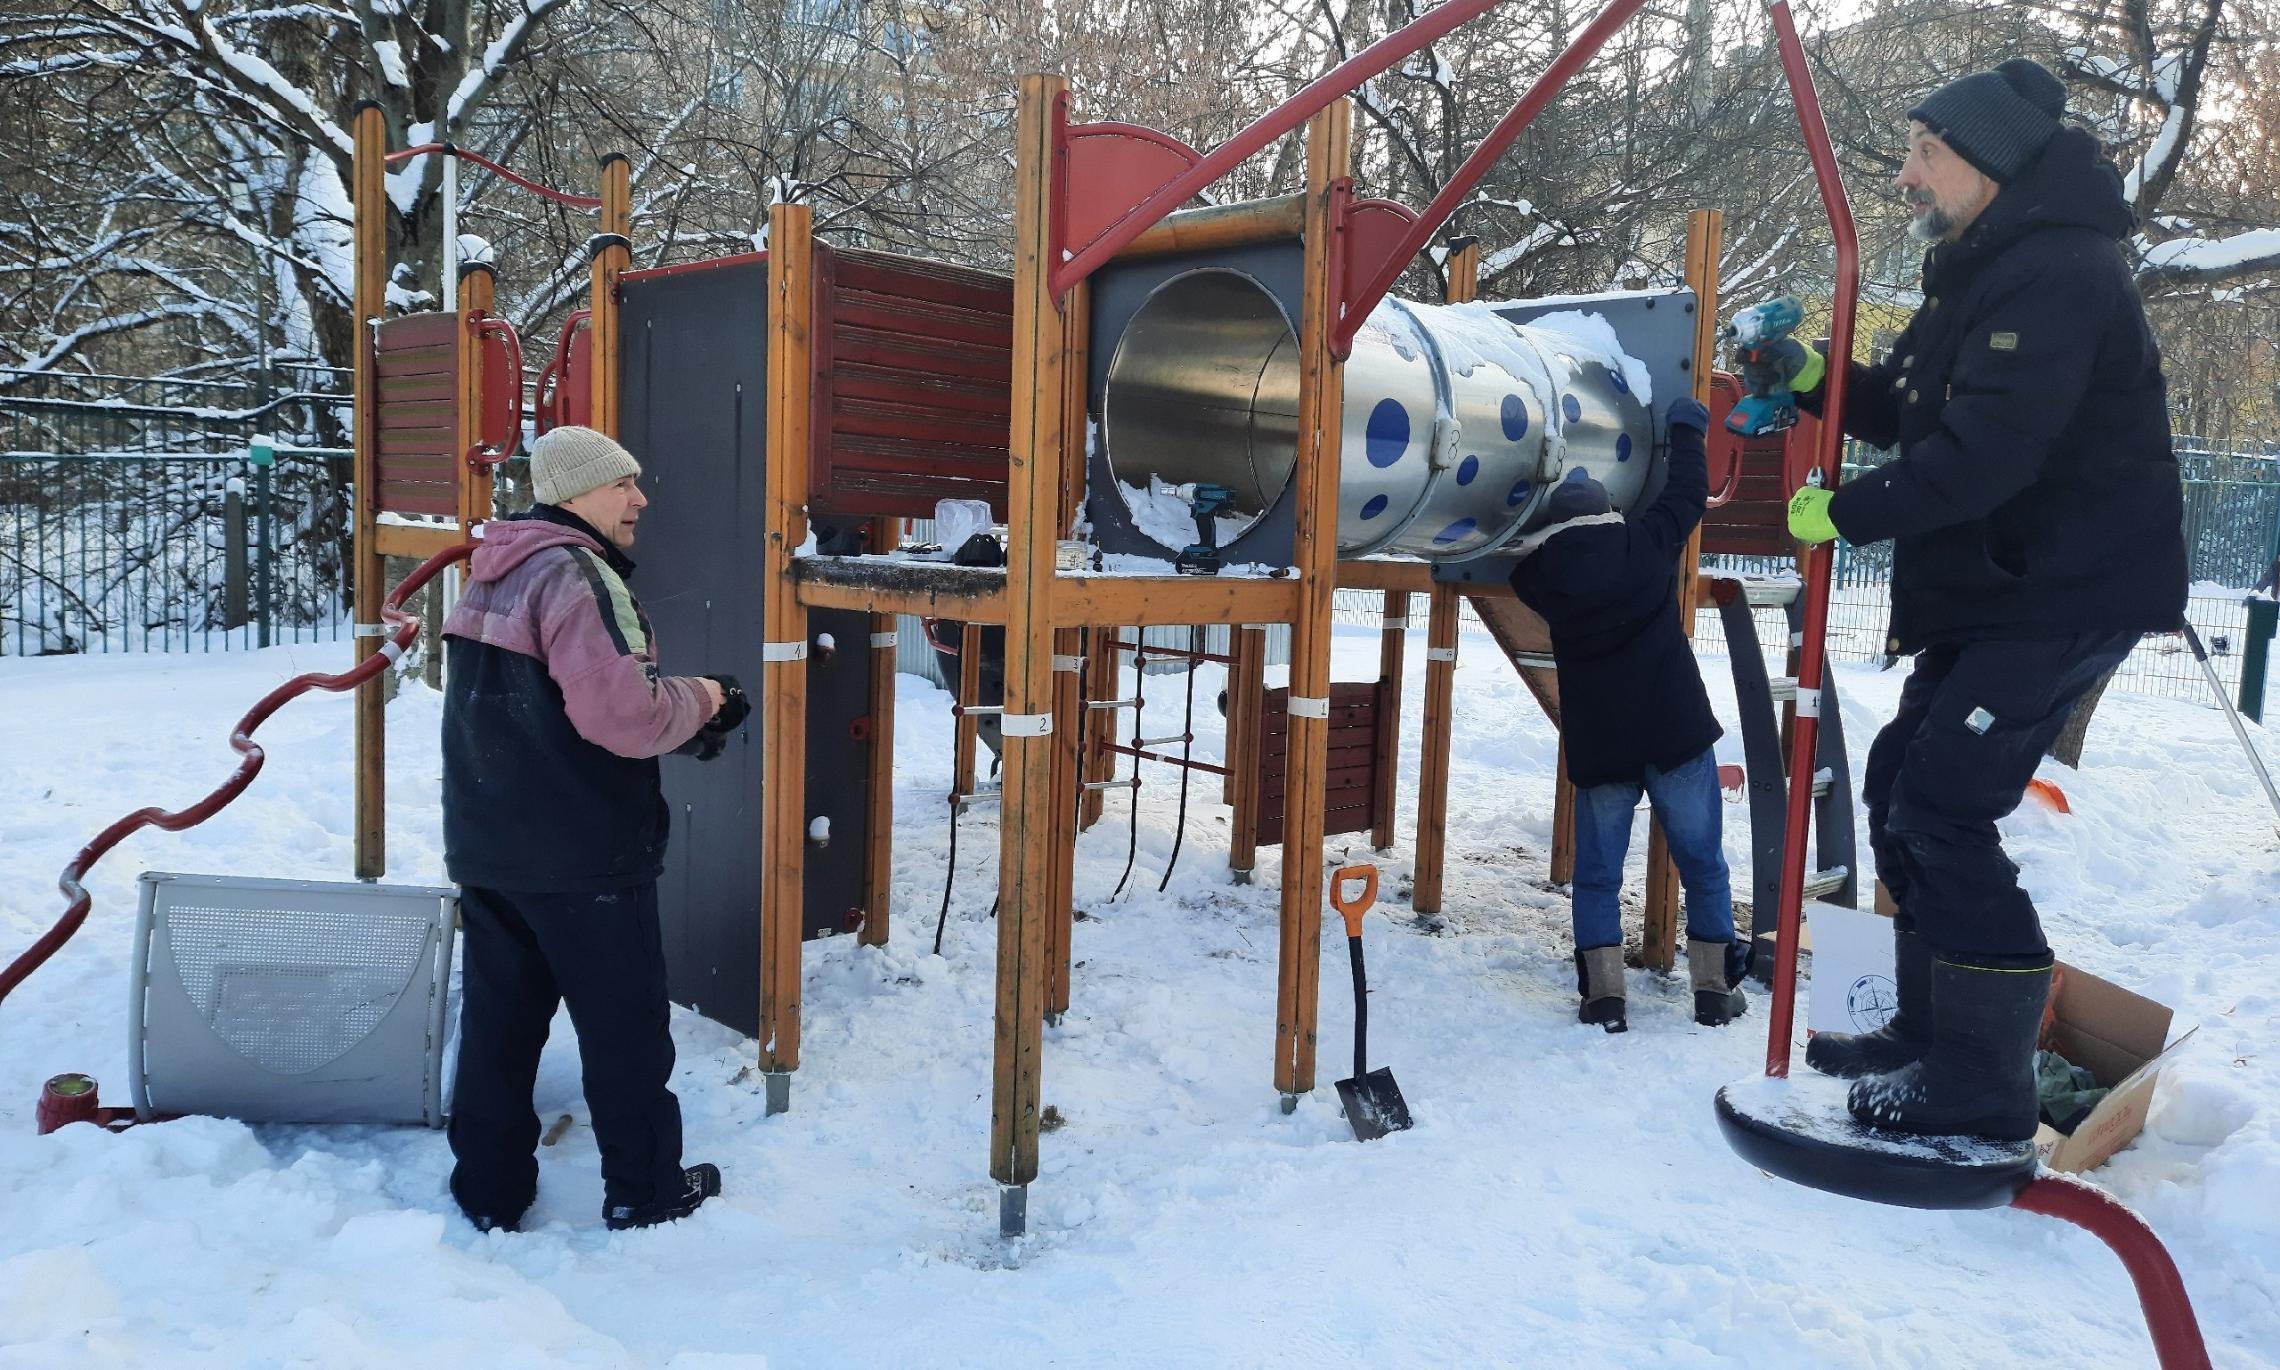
1335 1067 1414 1141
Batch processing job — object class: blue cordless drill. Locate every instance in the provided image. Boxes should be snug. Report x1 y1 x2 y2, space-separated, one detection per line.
1722 295 1807 437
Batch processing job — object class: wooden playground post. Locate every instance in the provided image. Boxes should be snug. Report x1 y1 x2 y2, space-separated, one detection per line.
1371 590 1408 850
862 517 899 947
991 73 1069 1234
350 103 387 882
759 201 816 1111
1272 100 1352 1103
1225 623 1266 880
954 624 983 796
1550 741 1578 885
589 154 631 439
1410 237 1476 915
1080 633 1113 829
1639 208 1724 971
455 263 497 527
1046 284 1091 1021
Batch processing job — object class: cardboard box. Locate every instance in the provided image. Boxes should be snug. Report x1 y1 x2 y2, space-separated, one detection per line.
1800 882 2193 1174
2036 962 2196 1173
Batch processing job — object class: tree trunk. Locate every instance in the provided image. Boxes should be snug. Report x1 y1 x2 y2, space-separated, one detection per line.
2046 662 2123 768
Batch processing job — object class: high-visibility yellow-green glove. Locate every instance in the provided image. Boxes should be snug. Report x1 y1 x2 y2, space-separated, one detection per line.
1787 486 1839 545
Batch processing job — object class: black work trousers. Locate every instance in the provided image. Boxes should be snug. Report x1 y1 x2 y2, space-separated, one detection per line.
1861 629 2138 967
447 883 686 1223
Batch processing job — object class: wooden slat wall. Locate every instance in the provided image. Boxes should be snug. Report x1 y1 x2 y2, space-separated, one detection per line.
372 312 462 516
1254 680 1387 845
1699 370 1803 559
811 246 1015 520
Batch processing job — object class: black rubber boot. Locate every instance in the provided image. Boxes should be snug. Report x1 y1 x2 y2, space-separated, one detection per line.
1688 939 1747 1027
604 1163 722 1231
1806 924 1932 1078
1575 946 1627 1033
1848 958 2052 1141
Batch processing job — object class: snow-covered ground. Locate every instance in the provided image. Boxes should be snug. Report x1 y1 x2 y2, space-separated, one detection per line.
3 627 2276 1368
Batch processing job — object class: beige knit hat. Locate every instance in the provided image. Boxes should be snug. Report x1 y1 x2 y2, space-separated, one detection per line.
529 426 642 506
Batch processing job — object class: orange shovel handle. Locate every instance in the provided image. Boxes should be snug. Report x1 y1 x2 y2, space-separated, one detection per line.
1330 864 1379 937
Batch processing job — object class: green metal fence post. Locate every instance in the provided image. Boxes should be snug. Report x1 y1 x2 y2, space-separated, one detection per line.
250 440 275 649
2244 597 2277 725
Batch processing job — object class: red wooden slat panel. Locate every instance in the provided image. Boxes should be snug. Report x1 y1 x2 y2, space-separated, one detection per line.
809 243 1015 520
374 312 464 519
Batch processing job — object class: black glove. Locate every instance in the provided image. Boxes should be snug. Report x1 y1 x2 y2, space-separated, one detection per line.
1665 395 1710 435
705 674 750 733
674 674 749 761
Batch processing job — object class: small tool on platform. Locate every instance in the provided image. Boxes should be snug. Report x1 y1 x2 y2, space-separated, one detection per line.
1722 294 1809 437
1331 864 1414 1141
1154 478 1235 575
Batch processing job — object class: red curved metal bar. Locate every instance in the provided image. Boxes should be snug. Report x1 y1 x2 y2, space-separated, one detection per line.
0 543 476 1009
1051 0 1508 295
1334 0 1652 353
467 315 524 467
1762 0 1860 1078
381 142 604 208
2012 1175 2213 1370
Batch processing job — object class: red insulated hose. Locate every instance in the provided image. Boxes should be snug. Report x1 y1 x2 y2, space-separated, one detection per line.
0 542 476 1008
380 143 604 209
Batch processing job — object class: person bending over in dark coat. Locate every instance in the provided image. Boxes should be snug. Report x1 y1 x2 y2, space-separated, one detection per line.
1747 59 2186 1140
441 425 749 1232
1508 395 1745 1035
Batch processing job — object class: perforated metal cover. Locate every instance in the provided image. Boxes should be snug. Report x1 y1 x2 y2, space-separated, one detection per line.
132 872 456 1126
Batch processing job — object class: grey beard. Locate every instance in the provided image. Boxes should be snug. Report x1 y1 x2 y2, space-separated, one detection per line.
1908 202 1955 242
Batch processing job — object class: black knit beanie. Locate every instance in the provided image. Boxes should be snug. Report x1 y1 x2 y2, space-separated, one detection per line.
1544 473 1612 523
1908 58 2067 183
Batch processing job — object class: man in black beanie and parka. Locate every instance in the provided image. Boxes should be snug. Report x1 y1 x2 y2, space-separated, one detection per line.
1742 58 2186 1140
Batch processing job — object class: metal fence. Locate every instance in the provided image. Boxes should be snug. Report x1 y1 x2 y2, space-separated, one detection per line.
1 366 351 458
1 448 353 656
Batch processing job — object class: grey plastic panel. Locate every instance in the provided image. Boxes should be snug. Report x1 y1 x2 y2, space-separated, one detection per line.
131 871 455 1126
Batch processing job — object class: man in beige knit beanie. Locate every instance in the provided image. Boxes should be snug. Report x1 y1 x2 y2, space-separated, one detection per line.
528 425 647 550
437 423 744 1232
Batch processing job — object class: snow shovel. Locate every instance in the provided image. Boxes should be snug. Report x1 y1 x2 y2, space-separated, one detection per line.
1331 865 1413 1141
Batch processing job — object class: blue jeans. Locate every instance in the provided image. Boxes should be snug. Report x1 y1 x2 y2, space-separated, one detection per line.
1572 747 1735 954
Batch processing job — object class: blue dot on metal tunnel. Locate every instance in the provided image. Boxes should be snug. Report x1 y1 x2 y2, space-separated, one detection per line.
1563 467 1592 483
1562 393 1583 424
1360 494 1389 520
1366 399 1410 468
1500 394 1529 442
1433 518 1478 546
1616 433 1633 462
1507 480 1532 507
1455 455 1480 485
1607 366 1629 394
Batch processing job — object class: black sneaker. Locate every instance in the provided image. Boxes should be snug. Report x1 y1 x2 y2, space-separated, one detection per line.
467 1211 522 1234
604 1163 722 1231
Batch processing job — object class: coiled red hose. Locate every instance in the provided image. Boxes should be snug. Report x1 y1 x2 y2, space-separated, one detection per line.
0 543 476 1007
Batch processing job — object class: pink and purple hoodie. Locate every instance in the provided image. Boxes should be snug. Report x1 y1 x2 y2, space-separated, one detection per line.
440 508 711 893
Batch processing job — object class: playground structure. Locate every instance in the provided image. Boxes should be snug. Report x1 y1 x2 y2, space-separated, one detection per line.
0 0 2215 1359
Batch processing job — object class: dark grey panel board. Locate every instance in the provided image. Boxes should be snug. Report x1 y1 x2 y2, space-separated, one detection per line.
621 259 872 1037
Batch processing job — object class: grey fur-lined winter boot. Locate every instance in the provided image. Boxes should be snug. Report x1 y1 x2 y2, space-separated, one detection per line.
1689 939 1747 1026
1574 945 1627 1033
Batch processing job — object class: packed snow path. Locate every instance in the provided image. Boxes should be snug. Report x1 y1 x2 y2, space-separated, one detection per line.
3 631 2275 1367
